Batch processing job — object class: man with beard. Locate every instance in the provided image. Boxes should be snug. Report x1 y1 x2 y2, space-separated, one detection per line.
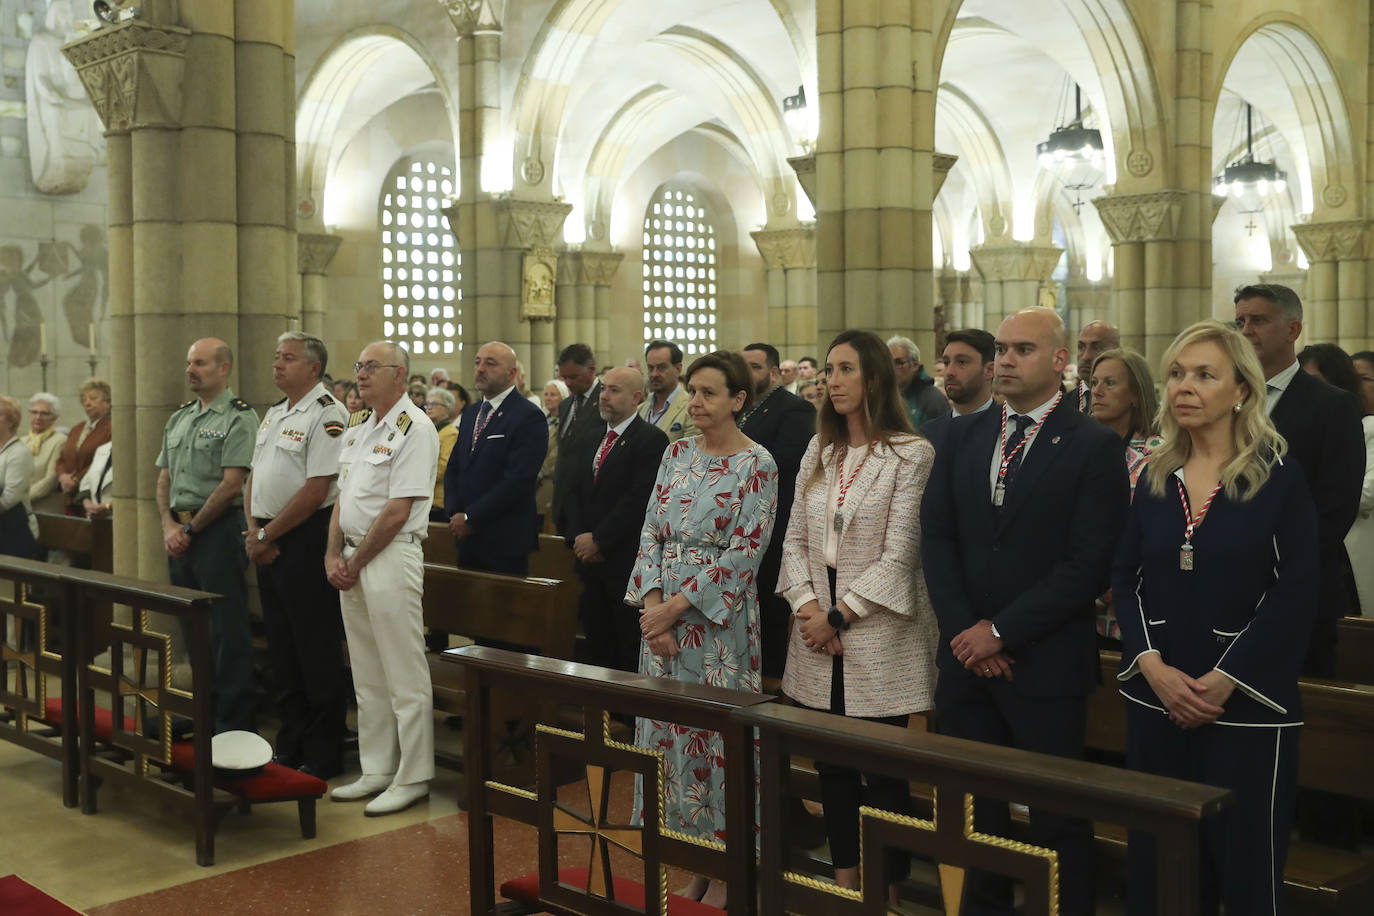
638 340 697 443
739 342 816 677
562 366 667 672
922 328 996 454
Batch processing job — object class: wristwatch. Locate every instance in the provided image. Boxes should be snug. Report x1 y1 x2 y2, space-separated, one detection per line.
256 527 270 543
182 521 194 537
827 607 850 632
989 622 1002 639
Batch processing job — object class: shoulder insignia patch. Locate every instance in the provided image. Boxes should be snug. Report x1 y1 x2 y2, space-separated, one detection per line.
231 397 252 411
348 408 373 428
178 399 195 410
396 412 413 435
323 418 345 438
317 394 334 407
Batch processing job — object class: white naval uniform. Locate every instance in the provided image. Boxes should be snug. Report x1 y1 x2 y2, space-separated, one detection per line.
336 396 440 787
249 382 346 517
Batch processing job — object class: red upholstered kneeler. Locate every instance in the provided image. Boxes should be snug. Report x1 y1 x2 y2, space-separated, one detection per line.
500 869 726 916
168 742 327 838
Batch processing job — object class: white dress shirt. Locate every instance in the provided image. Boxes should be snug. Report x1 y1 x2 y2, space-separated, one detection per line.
1264 359 1301 415
987 390 1061 497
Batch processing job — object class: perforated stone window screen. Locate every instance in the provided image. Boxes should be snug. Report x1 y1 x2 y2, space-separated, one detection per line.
642 186 718 358
380 159 460 357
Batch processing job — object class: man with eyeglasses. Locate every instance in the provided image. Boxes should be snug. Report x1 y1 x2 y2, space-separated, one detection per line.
326 341 439 816
156 338 261 735
888 335 949 431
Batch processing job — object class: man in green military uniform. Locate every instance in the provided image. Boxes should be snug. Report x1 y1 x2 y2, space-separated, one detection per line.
156 337 260 734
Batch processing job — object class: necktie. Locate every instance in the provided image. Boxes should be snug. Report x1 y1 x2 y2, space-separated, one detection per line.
470 401 492 452
999 414 1035 501
563 395 581 439
594 429 619 481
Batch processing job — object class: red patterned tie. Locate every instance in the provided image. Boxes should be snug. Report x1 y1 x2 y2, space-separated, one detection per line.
470 400 492 453
594 429 619 482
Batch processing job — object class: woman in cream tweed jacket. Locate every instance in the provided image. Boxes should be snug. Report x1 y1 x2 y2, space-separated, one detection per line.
777 329 939 896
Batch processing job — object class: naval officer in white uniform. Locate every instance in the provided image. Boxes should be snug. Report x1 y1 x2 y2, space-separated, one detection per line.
326 340 440 816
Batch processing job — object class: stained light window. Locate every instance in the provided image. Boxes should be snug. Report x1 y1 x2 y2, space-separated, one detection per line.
380 159 460 357
642 186 717 358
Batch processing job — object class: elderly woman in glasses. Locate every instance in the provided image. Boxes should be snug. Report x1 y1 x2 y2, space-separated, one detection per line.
424 387 458 522
25 392 65 514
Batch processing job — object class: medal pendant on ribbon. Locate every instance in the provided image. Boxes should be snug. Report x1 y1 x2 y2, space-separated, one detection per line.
833 512 844 534
1179 543 1194 571
993 483 1005 507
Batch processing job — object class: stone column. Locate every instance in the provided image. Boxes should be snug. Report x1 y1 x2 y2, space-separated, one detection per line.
969 245 1063 329
1094 191 1186 364
65 18 191 579
298 232 343 338
1292 221 1370 349
751 227 817 357
491 198 572 373
555 250 622 359
815 0 935 358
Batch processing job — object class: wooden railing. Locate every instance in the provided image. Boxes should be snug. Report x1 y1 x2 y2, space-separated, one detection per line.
0 556 223 863
445 645 775 916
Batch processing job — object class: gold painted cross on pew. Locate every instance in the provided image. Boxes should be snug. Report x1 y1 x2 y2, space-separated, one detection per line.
552 763 644 898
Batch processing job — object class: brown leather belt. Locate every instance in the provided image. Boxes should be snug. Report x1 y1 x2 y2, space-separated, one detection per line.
175 510 198 524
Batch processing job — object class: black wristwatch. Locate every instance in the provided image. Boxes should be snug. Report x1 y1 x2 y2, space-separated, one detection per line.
182 521 194 537
827 607 850 632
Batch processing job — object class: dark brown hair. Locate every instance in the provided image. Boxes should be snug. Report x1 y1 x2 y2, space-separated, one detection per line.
806 329 915 491
685 350 754 415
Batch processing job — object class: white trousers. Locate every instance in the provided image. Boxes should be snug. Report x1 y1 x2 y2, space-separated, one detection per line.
339 539 434 786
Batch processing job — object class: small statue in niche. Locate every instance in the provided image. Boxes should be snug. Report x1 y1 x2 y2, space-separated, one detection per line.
0 246 51 368
26 0 105 194
522 257 555 318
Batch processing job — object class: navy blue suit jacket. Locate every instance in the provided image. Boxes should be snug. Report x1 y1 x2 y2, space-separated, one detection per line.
443 391 548 558
921 396 1130 697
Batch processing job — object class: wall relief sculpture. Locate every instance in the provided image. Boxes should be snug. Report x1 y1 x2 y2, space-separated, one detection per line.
25 0 105 194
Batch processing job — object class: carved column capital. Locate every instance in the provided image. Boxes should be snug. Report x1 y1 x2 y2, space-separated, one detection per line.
438 0 502 35
932 151 959 197
788 154 815 209
1292 220 1369 262
494 197 574 251
751 227 816 270
1092 190 1187 244
298 233 343 275
969 245 1063 284
62 21 191 132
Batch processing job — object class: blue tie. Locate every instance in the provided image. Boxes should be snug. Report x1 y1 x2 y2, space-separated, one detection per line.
470 400 492 453
998 414 1035 510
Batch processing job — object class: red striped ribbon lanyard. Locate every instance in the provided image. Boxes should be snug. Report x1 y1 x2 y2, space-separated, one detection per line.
993 388 1063 507
832 446 869 535
1175 475 1224 571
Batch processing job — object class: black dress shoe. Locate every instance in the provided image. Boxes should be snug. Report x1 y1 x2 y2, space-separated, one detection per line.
297 761 343 780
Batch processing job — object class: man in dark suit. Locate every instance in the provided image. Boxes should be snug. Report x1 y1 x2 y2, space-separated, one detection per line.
740 343 816 678
1235 283 1365 677
443 340 548 576
922 307 1129 916
1075 320 1119 412
552 342 603 535
563 366 668 672
922 328 996 454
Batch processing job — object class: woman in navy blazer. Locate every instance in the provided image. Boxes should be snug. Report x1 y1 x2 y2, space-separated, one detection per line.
1113 320 1318 916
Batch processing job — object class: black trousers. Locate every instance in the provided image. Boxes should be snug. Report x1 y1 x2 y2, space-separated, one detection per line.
812 566 913 879
577 562 640 673
1126 706 1298 916
933 673 1094 916
256 507 347 770
169 512 257 734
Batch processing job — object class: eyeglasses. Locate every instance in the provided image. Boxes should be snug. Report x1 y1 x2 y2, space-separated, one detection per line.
892 358 912 367
353 361 401 376
424 401 446 409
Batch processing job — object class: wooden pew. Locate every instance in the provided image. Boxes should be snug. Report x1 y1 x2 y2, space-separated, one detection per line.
1088 650 1374 915
1335 616 1374 684
443 645 774 916
420 564 577 774
34 512 113 573
0 557 326 866
423 526 583 608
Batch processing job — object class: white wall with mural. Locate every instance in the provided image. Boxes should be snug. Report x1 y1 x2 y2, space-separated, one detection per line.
0 0 108 416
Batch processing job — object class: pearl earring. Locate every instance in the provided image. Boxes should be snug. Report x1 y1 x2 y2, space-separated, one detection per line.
1233 402 1243 413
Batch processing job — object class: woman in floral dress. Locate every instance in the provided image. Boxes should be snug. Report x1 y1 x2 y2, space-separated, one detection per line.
625 350 778 907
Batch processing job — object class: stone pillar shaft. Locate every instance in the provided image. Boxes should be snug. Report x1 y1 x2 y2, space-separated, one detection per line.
969 245 1062 330
1094 191 1186 366
1293 220 1370 350
752 227 817 357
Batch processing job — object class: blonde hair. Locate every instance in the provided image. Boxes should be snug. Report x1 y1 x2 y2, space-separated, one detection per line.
0 395 20 433
1144 320 1285 502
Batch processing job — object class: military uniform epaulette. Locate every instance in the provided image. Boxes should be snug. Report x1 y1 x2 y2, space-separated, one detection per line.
317 394 335 407
396 412 413 435
231 397 253 411
348 408 373 427
178 399 195 410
